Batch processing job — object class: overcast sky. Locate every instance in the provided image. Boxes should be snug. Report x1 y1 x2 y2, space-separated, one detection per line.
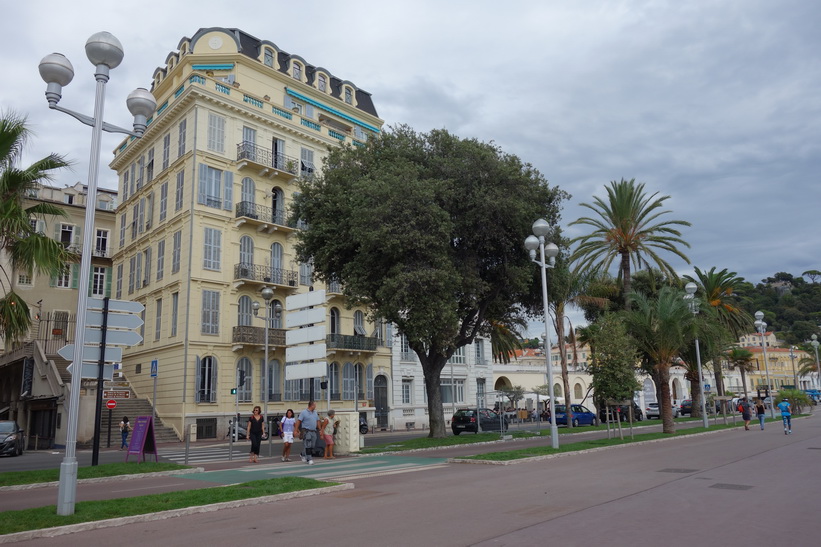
3 1 820 336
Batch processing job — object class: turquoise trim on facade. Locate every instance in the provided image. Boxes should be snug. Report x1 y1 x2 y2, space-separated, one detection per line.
156 101 169 115
190 75 206 85
352 140 365 147
215 83 231 95
272 107 293 120
301 119 321 131
328 129 346 141
285 88 380 133
146 116 154 126
119 143 127 152
243 95 263 108
174 84 185 97
192 63 235 70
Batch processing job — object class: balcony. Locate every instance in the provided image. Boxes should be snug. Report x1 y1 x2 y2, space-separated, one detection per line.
234 263 298 290
232 325 286 348
92 247 109 258
236 141 299 180
327 280 343 294
326 333 378 353
235 201 294 233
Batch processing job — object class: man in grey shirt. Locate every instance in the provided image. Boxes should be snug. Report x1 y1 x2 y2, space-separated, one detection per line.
295 400 319 465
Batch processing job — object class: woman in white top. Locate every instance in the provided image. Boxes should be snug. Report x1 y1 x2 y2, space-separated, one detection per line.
279 409 296 462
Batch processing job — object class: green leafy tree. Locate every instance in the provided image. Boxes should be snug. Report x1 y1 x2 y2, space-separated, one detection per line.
293 125 568 437
497 385 526 409
802 270 821 283
570 178 691 308
775 389 810 414
0 112 73 343
588 313 640 417
622 286 694 433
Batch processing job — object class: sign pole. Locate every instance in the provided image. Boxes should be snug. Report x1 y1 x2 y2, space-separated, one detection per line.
91 297 111 466
151 359 158 423
107 408 112 448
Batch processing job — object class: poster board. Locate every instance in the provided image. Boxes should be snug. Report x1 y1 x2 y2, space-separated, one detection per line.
126 415 158 462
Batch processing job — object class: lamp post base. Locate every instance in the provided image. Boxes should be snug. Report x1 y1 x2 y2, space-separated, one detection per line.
56 459 78 515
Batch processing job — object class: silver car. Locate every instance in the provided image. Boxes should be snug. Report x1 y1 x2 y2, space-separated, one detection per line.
644 402 679 419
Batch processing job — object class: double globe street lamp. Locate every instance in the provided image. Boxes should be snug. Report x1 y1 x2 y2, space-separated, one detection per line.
811 335 820 391
524 219 559 449
683 283 709 428
754 311 776 419
39 32 156 516
253 287 282 456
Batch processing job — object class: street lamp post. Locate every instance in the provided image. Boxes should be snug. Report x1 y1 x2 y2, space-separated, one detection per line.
754 311 775 419
39 32 156 516
788 346 798 389
684 283 709 428
811 335 820 391
524 219 559 449
253 288 281 457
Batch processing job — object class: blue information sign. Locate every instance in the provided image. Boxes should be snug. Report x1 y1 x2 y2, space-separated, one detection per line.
150 359 158 378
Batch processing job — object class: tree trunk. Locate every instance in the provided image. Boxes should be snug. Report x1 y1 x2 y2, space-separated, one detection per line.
740 369 749 398
556 316 573 429
420 358 447 438
690 377 702 418
651 365 676 434
621 251 632 310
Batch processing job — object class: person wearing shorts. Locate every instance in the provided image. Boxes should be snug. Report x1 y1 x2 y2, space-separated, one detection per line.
280 409 296 462
322 409 338 459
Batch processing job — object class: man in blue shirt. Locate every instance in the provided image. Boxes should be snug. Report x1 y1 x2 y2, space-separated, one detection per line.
295 400 320 465
777 398 792 435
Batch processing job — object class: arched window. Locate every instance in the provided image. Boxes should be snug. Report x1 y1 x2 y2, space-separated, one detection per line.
344 87 352 104
263 48 274 67
354 310 366 336
239 236 254 269
329 362 340 399
292 62 302 80
554 383 563 397
574 383 583 400
237 357 253 402
196 355 217 403
237 295 253 326
269 358 282 401
270 243 283 283
330 308 340 334
241 177 255 206
343 362 356 399
271 188 284 225
317 74 327 92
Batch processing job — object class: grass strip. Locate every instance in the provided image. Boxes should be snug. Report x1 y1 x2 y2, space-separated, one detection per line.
0 462 191 487
0 477 327 535
464 416 797 461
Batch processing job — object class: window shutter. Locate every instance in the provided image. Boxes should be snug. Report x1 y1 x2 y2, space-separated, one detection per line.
198 163 207 204
105 267 112 297
223 171 233 210
71 264 80 289
305 105 314 119
284 95 293 110
53 222 61 241
87 267 94 296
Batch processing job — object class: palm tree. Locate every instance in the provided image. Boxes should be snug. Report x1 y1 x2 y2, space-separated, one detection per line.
622 286 694 433
570 178 691 308
725 347 755 397
488 317 527 364
0 111 72 343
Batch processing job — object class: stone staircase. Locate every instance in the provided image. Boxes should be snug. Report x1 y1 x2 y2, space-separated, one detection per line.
92 390 181 446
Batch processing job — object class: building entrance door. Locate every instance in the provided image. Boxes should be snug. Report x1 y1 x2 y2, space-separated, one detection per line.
374 375 389 429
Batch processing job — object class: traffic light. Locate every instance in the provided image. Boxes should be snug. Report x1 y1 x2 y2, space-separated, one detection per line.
230 388 237 395
238 370 246 386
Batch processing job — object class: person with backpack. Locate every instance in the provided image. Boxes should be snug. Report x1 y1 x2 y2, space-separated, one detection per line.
119 416 132 450
739 397 753 431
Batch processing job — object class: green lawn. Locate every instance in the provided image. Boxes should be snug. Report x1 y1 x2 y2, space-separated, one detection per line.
0 462 191 487
0 477 329 535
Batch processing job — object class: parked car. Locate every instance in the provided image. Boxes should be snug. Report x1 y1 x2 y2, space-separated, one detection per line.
679 399 692 415
599 403 643 422
554 405 599 427
645 402 679 419
451 408 508 435
0 420 24 457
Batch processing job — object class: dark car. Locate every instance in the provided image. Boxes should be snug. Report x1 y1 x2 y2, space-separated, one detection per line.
599 403 643 423
679 400 693 416
0 420 24 457
555 405 599 427
451 408 508 435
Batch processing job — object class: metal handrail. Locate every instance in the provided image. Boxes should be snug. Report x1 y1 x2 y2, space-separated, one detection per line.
236 141 299 174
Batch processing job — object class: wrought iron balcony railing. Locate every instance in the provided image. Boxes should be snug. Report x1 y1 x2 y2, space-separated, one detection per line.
326 333 378 352
236 141 299 175
234 263 298 287
231 325 286 346
235 201 288 226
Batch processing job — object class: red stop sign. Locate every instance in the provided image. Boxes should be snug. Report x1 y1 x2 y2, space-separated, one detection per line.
106 399 117 410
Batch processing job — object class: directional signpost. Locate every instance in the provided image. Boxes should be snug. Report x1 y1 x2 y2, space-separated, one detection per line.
150 359 158 421
285 290 327 407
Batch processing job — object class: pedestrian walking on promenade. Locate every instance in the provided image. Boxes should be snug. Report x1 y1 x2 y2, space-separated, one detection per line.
777 398 792 434
295 400 320 465
321 409 338 459
119 416 131 450
755 399 766 430
246 406 266 463
280 409 296 462
740 397 753 430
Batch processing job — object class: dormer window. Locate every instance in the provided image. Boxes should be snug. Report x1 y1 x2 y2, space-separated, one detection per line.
292 62 302 81
264 48 274 67
344 87 352 105
318 74 327 92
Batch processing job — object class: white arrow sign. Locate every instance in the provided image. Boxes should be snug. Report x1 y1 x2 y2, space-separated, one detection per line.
87 298 145 314
85 311 143 330
286 343 327 363
83 328 143 346
285 290 326 310
67 362 115 380
286 307 326 328
286 325 326 346
285 362 327 380
57 344 123 363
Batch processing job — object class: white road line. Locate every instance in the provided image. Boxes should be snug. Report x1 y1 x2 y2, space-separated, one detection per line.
111 483 189 493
